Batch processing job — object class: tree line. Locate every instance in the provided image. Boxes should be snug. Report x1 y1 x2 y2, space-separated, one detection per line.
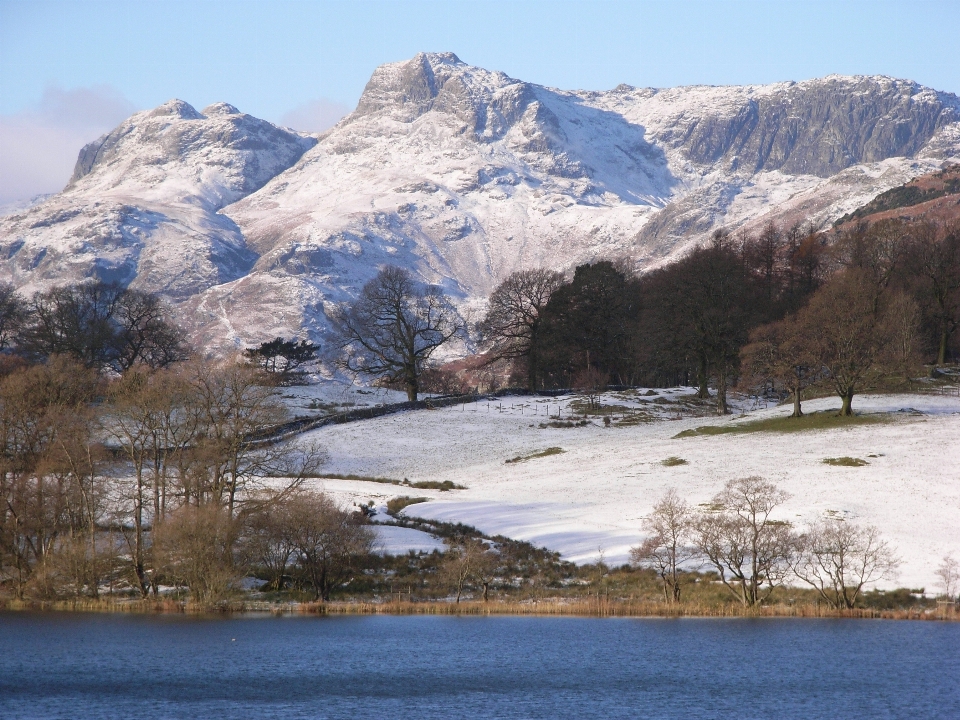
325 217 959 412
631 479 901 609
0 345 380 602
478 218 960 415
0 281 189 373
2 214 959 603
0 282 375 602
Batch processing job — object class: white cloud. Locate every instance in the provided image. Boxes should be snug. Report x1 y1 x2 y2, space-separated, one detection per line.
279 98 350 133
0 85 137 206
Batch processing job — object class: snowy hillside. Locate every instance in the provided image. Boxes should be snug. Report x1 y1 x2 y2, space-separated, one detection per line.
0 100 315 300
289 390 960 592
3 53 959 352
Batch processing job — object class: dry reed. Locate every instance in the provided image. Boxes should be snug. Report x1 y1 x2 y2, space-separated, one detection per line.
2 597 956 621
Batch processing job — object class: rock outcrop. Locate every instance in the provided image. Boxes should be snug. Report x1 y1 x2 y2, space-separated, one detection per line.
3 53 959 353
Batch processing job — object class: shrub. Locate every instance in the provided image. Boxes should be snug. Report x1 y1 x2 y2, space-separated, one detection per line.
505 447 564 463
822 457 868 467
387 496 430 515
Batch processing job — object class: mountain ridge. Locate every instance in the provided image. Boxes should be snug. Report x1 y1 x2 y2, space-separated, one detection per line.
2 53 959 352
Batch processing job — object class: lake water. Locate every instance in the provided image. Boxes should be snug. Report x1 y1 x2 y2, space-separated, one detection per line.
1 613 957 719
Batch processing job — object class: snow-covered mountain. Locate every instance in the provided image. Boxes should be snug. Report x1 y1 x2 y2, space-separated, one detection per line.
0 100 315 300
3 52 959 352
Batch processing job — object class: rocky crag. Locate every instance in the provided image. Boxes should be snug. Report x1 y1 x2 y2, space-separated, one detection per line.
2 52 958 352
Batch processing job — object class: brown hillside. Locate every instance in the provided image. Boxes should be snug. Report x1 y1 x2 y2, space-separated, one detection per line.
835 164 960 229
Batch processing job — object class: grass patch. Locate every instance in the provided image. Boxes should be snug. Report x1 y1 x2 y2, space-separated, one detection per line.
568 400 634 416
310 474 464 491
661 456 688 467
615 414 655 426
306 400 357 412
538 420 589 429
823 457 869 467
407 480 465 491
386 496 430 515
505 447 565 464
673 411 889 439
315 473 400 484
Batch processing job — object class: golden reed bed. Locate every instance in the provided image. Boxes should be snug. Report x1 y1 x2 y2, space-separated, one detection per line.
2 597 957 621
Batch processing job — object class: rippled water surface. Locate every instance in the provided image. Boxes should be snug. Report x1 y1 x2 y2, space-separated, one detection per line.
1 613 957 719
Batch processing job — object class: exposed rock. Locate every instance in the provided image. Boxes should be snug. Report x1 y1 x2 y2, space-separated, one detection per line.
3 54 959 354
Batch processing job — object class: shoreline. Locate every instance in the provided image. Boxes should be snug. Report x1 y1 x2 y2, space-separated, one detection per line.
2 598 957 621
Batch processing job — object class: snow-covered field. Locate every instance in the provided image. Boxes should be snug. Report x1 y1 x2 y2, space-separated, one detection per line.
293 389 960 591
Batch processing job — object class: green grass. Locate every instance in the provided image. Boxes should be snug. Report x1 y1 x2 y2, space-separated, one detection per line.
308 474 464 491
661 456 688 467
568 400 634 416
314 473 400 484
505 447 565 464
386 496 431 515
673 411 889 439
614 412 656 427
823 457 869 467
407 480 465 491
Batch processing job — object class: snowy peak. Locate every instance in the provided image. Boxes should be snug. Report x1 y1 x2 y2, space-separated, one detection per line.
201 101 241 116
0 99 317 300
3 55 960 354
611 74 960 177
344 57 960 184
351 52 541 142
66 99 316 209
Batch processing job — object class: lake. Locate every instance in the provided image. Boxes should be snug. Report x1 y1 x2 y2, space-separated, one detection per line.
1 613 957 719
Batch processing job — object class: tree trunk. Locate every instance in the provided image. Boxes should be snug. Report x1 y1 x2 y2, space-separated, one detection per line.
716 371 728 415
527 348 538 393
696 355 710 399
133 469 149 599
938 323 949 367
791 384 803 418
840 388 855 416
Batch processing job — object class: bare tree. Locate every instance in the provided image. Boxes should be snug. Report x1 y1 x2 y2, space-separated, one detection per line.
441 539 474 603
22 282 122 369
0 283 28 353
188 360 322 517
284 491 375 601
630 489 696 603
154 504 240 606
441 537 497 602
693 477 795 607
477 269 565 391
883 291 921 380
795 269 895 415
793 518 900 609
331 266 464 402
20 282 186 373
106 367 202 596
469 542 499 602
834 219 909 295
112 289 189 371
903 221 960 367
649 237 762 414
935 555 959 601
740 317 819 417
0 357 100 598
242 496 298 591
572 366 608 413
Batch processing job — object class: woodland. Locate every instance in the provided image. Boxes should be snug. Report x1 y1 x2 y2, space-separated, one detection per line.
1 214 959 611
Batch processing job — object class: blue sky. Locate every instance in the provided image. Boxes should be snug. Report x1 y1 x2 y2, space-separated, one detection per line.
1 0 958 203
